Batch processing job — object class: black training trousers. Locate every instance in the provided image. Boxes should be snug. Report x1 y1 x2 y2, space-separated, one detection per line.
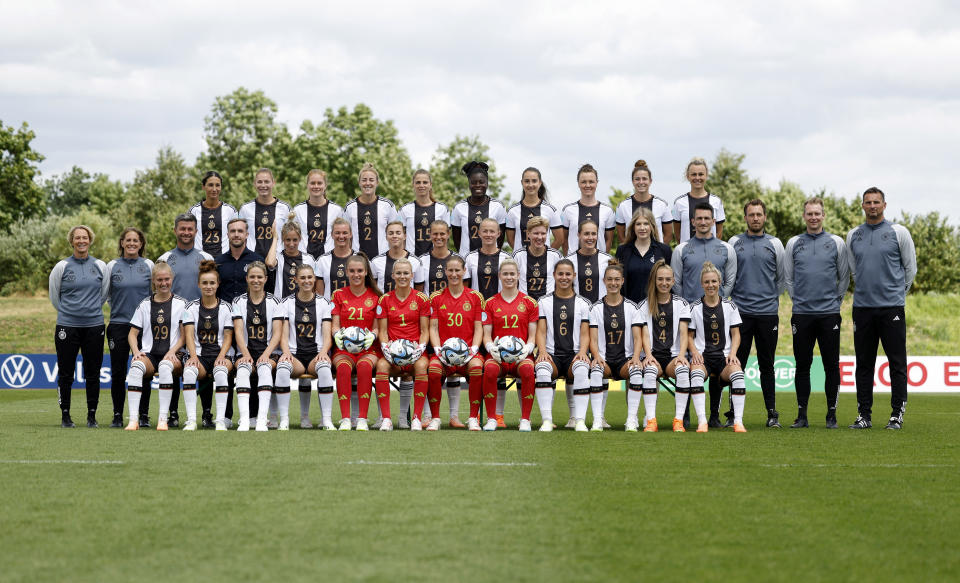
54 325 105 415
791 313 841 414
736 313 779 412
106 323 150 418
853 306 907 420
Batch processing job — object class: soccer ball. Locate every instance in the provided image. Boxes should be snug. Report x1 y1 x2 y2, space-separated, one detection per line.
341 326 372 354
439 337 471 367
387 339 420 367
496 335 525 364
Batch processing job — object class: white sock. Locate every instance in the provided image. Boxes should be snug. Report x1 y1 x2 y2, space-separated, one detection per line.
730 370 746 424
127 390 142 422
257 390 271 424
626 389 642 420
183 389 197 423
536 388 553 422
692 393 707 424
318 391 333 424
674 392 689 420
214 391 227 422
399 379 413 420
642 365 658 422
571 361 590 420
157 389 172 423
496 388 506 416
447 378 462 418
237 392 250 422
590 392 604 422
269 394 278 420
276 391 291 420
566 383 575 418
315 361 334 424
126 360 146 421
589 365 604 422
299 381 312 419
350 386 359 424
601 389 608 418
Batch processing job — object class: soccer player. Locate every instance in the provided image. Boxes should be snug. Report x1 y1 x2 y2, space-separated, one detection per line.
784 197 850 429
265 213 318 298
181 260 234 431
635 260 694 432
105 228 154 428
671 157 726 243
505 167 563 249
418 220 459 295
534 259 592 432
615 207 672 304
238 168 292 293
688 262 747 432
291 169 344 258
514 216 562 300
428 255 485 430
846 187 916 430
567 220 612 304
615 160 674 245
729 199 786 428
375 259 430 431
123 262 187 431
671 203 736 305
465 218 512 301
587 262 644 432
315 217 354 300
371 221 424 294
189 171 237 256
279 264 335 430
559 164 616 254
481 259 539 431
330 255 381 431
343 163 399 259
230 262 285 431
450 161 507 254
399 169 450 256
49 225 108 428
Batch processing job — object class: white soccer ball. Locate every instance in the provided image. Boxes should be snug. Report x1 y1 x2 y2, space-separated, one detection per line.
387 338 420 367
496 335 525 364
439 337 471 367
341 326 372 354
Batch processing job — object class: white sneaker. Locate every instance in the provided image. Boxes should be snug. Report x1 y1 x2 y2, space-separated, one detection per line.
338 418 352 431
410 418 422 431
255 420 268 431
564 418 577 429
215 420 227 431
518 419 532 432
575 419 588 432
625 417 639 432
539 419 553 432
467 417 481 431
601 417 611 429
591 419 603 432
237 418 250 432
379 418 393 432
322 419 336 430
371 417 384 430
223 418 234 429
426 418 441 431
300 416 312 429
422 413 433 425
183 420 197 431
279 417 289 431
483 418 497 431
356 418 369 431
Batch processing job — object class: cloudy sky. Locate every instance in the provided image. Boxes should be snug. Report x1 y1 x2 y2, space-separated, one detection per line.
2 0 958 220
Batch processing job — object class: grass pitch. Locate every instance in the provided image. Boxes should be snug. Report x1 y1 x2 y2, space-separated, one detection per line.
0 389 957 583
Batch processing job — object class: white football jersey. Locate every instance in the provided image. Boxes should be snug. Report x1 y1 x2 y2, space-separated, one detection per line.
343 196 399 258
589 298 642 361
688 298 742 358
671 192 726 243
464 250 512 300
505 201 562 249
130 295 188 355
190 201 237 255
398 200 450 256
513 247 562 299
635 295 691 359
271 252 318 299
231 293 284 356
559 201 616 253
450 197 507 255
538 293 592 355
291 199 344 257
238 198 293 258
181 299 235 357
370 252 424 293
280 294 332 354
614 195 673 241
567 250 612 303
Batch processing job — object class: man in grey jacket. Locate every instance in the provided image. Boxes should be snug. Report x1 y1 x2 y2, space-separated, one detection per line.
846 187 916 430
729 199 786 428
784 197 850 429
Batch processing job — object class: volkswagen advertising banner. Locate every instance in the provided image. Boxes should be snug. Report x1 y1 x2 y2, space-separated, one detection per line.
2 353 959 391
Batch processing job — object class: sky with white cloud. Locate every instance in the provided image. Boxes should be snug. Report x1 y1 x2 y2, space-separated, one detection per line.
2 0 958 220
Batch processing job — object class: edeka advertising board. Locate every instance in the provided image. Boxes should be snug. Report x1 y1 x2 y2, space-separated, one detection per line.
2 353 960 392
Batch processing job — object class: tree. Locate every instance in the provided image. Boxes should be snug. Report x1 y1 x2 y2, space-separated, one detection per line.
196 88 291 208
894 211 960 294
705 149 764 239
45 166 125 216
279 104 414 207
428 135 508 209
0 120 46 232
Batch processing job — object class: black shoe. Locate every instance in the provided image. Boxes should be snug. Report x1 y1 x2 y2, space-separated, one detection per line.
722 416 735 429
766 410 781 428
86 413 98 428
790 417 809 429
110 413 123 428
138 415 151 429
201 416 215 429
884 417 902 430
61 413 75 428
168 412 179 428
848 416 872 429
825 415 838 429
707 416 723 429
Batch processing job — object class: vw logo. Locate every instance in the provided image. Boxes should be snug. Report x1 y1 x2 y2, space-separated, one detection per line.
1 355 35 388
